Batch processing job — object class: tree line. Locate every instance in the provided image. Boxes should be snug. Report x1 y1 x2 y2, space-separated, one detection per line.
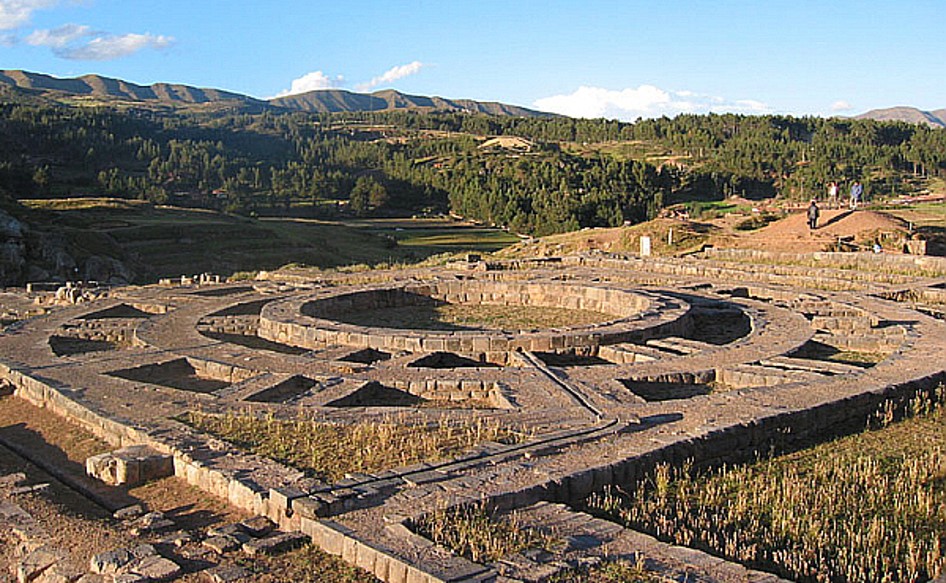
0 97 943 236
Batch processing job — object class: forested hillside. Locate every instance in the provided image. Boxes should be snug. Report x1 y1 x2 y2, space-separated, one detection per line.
1 88 945 237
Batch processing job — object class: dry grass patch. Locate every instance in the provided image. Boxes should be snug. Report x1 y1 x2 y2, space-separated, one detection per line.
586 389 946 582
338 303 615 331
183 411 525 482
413 502 560 563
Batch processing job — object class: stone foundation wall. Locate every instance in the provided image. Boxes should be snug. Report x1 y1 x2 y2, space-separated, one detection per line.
3 356 946 583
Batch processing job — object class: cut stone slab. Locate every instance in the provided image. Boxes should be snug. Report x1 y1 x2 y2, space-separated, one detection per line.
89 548 134 575
16 545 63 583
238 515 275 537
0 472 27 487
205 564 250 583
85 445 173 487
129 512 175 536
203 535 242 554
128 554 182 582
113 504 146 520
241 531 308 556
89 544 156 575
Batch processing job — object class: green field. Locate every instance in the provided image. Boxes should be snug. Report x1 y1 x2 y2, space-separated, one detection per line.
18 199 517 282
335 218 520 253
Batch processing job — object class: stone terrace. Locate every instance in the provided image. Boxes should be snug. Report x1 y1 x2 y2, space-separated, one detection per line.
2 249 946 582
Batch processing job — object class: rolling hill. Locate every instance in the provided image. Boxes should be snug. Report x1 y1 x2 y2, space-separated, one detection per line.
0 69 552 117
269 87 552 116
855 106 946 128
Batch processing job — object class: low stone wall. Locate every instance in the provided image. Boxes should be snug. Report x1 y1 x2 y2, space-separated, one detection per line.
0 358 477 582
259 281 693 360
703 247 946 274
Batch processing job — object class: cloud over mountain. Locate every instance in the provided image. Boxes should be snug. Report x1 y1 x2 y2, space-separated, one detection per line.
273 71 342 98
533 84 771 120
357 61 425 91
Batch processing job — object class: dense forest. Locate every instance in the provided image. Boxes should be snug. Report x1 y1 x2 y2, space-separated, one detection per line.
1 93 944 236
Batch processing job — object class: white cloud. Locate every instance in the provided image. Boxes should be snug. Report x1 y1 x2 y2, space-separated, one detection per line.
25 22 91 47
831 100 853 112
57 32 174 60
0 0 58 30
357 60 425 91
272 70 341 98
533 84 773 120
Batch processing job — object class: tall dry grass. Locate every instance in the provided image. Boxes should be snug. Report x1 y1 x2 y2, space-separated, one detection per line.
414 501 559 564
587 388 946 582
184 410 522 482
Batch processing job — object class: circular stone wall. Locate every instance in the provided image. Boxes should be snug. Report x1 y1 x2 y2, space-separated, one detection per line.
258 280 693 361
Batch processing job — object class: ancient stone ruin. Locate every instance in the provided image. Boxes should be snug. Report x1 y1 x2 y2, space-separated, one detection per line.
2 248 946 582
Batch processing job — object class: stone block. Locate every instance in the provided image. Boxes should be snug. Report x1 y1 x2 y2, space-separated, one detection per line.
85 445 172 487
127 555 181 582
203 535 242 554
239 515 276 538
16 546 63 583
205 564 250 583
242 531 308 556
89 548 134 575
292 496 323 520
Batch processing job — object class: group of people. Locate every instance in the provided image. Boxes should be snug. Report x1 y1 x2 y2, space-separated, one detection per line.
825 180 864 211
808 180 864 230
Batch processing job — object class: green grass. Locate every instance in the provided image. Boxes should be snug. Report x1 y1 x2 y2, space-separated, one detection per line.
17 199 456 281
586 388 946 582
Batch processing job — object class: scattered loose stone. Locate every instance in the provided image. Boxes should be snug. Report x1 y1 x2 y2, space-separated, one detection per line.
113 504 146 520
205 564 250 583
241 531 309 556
89 548 134 575
238 515 275 537
202 535 241 554
160 530 197 548
129 512 175 536
10 483 50 496
206 523 243 538
0 472 27 487
127 554 182 582
15 545 63 582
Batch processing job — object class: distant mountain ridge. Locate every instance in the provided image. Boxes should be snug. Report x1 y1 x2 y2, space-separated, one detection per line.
0 69 553 117
269 87 552 117
855 106 946 128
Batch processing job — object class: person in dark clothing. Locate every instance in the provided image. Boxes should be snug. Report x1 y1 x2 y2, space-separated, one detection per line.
807 200 820 230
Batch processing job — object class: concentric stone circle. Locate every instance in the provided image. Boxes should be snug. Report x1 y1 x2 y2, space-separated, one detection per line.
258 279 692 363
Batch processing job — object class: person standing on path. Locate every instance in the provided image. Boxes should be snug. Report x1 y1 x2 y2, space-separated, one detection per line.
850 181 863 209
827 181 839 208
807 199 820 230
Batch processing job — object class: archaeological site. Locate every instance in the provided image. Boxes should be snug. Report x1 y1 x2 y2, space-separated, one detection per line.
2 247 946 582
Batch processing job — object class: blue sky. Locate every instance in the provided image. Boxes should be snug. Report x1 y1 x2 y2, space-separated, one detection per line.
2 0 944 120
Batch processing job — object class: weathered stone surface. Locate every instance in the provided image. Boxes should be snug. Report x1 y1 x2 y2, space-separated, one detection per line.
89 548 134 575
205 564 250 583
113 504 146 520
202 535 241 554
85 446 172 487
241 531 308 556
16 546 63 583
127 554 182 582
239 515 275 537
4 253 946 583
